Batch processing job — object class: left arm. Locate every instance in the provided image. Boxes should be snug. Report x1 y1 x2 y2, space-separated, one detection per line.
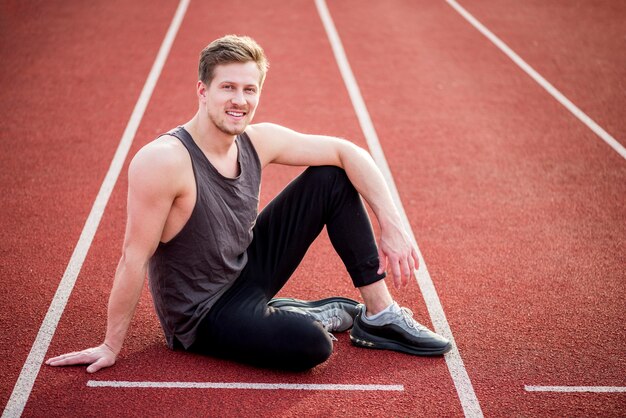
246 123 418 288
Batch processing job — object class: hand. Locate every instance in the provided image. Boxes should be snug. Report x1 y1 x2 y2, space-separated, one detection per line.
46 343 117 373
377 225 420 289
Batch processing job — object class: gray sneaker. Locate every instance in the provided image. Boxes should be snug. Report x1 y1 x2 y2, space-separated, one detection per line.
350 302 452 355
268 297 359 332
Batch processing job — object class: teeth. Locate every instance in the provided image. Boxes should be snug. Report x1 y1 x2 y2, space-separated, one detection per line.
227 111 244 117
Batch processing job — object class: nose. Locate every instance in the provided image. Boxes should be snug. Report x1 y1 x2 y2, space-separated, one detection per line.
231 90 246 106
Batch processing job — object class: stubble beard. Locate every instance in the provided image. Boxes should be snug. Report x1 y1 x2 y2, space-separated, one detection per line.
208 107 250 136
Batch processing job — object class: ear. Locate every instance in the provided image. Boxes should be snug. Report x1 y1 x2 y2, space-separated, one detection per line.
197 80 207 100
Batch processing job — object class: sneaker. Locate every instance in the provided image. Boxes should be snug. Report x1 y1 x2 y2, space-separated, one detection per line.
350 302 452 355
267 297 359 332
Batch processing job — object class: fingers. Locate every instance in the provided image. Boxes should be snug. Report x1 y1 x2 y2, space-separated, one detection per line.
46 350 86 365
377 247 387 275
87 356 114 374
45 351 81 365
400 257 411 287
384 254 408 289
46 345 115 373
390 257 402 286
46 350 94 367
411 247 420 272
379 235 420 288
386 250 418 289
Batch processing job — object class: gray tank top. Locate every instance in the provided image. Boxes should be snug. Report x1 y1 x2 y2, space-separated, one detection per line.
148 126 261 349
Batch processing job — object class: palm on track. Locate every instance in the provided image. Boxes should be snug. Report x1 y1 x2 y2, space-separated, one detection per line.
46 344 116 373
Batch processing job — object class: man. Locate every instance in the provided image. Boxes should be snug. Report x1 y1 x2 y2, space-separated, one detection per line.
47 35 451 372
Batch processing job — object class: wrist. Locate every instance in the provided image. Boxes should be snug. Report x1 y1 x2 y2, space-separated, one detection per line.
379 213 403 232
103 341 120 355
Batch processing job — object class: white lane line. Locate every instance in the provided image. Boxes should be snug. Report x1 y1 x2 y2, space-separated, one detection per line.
315 1 483 417
1 1 191 417
87 381 404 391
446 0 626 161
525 385 626 393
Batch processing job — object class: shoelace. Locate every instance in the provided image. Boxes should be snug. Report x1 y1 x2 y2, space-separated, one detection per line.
320 310 343 341
321 315 342 332
321 319 339 341
399 306 428 334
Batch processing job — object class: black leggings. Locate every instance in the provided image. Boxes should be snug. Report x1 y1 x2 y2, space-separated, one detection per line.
190 166 385 370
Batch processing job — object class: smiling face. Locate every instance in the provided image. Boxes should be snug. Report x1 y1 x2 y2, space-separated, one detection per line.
201 61 261 136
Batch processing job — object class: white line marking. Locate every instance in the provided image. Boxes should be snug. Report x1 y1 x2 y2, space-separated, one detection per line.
446 0 626 161
1 1 190 417
315 1 483 417
87 381 404 391
525 385 626 393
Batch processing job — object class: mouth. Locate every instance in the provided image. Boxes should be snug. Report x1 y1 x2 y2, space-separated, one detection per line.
226 110 246 119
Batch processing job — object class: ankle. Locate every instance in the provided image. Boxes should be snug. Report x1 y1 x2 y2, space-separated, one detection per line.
365 301 394 318
358 280 394 316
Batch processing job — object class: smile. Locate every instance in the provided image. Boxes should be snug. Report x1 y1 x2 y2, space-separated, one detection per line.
226 111 245 117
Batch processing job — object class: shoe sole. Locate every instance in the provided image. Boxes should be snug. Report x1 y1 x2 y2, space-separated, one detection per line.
350 323 452 356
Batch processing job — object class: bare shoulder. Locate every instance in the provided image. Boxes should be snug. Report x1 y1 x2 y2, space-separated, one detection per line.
246 122 295 140
246 123 300 167
131 135 187 170
129 135 190 193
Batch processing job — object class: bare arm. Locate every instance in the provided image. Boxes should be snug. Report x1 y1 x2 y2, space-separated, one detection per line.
46 140 184 372
247 123 418 288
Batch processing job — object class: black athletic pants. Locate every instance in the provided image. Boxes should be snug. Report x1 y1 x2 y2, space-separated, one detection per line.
190 166 385 370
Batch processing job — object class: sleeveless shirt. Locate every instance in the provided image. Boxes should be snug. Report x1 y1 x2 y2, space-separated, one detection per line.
148 126 262 349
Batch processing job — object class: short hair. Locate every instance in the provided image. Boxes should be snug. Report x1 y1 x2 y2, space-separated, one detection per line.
198 35 269 87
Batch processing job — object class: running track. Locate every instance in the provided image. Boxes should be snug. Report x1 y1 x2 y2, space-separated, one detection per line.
1 0 624 416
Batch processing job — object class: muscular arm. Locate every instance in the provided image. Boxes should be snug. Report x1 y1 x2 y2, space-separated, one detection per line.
46 139 185 372
247 123 418 288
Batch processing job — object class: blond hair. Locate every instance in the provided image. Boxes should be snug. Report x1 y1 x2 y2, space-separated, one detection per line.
198 35 269 86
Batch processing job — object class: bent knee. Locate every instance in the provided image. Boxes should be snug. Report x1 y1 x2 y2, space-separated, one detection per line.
303 166 355 196
284 326 333 371
303 165 347 184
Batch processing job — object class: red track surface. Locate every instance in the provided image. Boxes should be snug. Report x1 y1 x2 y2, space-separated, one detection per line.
1 0 624 416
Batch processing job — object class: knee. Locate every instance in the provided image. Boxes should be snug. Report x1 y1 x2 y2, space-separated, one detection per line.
304 166 347 183
303 166 353 193
286 326 333 371
303 331 333 369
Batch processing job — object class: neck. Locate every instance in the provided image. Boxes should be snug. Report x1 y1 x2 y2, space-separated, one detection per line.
184 111 236 156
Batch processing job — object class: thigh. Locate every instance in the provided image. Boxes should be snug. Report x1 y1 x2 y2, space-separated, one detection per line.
243 167 331 297
193 287 333 370
247 166 383 295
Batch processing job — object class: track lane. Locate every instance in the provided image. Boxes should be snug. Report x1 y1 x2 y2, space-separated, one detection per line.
451 0 626 150
0 0 180 411
13 0 623 416
21 0 461 416
327 0 625 416
315 1 482 415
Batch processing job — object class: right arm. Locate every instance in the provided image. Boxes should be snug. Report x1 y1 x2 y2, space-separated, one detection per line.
46 139 184 373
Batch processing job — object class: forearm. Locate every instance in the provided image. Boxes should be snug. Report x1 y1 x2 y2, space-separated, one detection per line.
339 144 419 286
339 144 403 229
103 254 147 354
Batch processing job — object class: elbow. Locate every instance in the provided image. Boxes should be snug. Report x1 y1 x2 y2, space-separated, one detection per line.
338 141 371 167
118 245 152 277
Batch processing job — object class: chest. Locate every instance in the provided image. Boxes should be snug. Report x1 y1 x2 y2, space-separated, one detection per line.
202 142 240 179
